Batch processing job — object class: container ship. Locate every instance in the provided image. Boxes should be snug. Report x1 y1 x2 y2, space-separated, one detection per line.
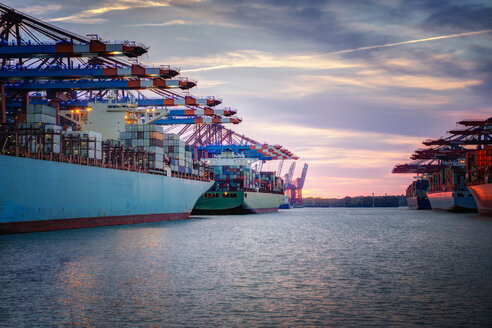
466 146 492 215
406 178 432 210
0 4 301 232
0 103 214 234
394 117 491 215
426 166 477 212
192 151 284 214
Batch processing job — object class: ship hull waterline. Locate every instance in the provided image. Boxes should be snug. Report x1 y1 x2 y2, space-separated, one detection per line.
427 190 477 213
468 183 492 216
192 191 284 215
0 155 214 234
407 196 431 210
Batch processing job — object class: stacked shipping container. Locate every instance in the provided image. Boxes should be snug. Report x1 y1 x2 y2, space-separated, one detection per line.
427 167 465 192
163 133 204 176
64 130 102 160
26 104 56 124
466 146 492 185
209 165 283 193
119 124 164 170
0 122 210 180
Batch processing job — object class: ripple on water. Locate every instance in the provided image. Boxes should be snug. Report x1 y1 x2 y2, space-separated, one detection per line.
1 208 492 327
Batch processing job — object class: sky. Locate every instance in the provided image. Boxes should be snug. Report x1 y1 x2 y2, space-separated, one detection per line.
8 0 492 197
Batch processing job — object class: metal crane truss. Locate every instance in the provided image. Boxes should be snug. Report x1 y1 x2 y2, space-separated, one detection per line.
0 40 148 58
195 145 295 161
423 120 492 146
0 3 242 138
247 144 298 160
163 108 236 117
7 96 223 109
62 107 235 119
447 129 492 136
0 3 147 58
297 164 308 189
59 105 239 127
4 77 197 91
394 118 492 174
284 162 296 188
167 124 257 147
284 163 308 207
194 145 276 161
392 163 447 174
0 64 179 80
457 118 492 126
167 124 297 160
152 116 242 125
410 147 468 160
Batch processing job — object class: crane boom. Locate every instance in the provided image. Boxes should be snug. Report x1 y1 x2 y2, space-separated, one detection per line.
298 164 309 189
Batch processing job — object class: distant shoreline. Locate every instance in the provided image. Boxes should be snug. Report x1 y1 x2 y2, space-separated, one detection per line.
303 195 407 208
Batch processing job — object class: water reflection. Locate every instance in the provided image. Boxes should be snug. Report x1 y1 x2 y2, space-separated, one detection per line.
1 209 491 326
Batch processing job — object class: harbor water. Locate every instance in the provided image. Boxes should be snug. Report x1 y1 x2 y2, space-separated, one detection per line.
1 208 491 327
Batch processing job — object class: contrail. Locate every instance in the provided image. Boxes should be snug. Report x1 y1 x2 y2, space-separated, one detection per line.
330 29 492 55
177 29 492 73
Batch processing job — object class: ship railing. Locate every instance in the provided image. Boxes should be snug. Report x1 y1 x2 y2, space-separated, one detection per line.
0 123 213 181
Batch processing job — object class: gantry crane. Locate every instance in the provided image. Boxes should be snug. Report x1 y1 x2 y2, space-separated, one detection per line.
0 3 239 127
393 118 492 174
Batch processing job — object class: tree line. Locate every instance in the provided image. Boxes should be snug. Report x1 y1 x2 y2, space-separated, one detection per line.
303 195 407 207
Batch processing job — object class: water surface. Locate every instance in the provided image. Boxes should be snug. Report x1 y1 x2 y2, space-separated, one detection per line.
1 208 491 327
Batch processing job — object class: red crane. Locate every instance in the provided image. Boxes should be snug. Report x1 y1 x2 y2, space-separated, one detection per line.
285 163 308 207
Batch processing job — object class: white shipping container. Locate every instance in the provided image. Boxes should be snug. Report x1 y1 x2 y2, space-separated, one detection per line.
27 104 56 116
45 135 61 144
30 141 39 153
32 114 56 124
88 141 102 150
81 149 103 160
44 144 61 154
44 124 62 133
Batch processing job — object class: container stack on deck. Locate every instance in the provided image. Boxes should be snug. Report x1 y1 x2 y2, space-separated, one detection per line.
427 167 464 192
208 165 283 193
120 124 165 170
163 133 202 175
63 130 102 160
466 146 492 185
26 105 56 124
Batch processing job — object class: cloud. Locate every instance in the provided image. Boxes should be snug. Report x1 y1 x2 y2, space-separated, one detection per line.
177 50 360 72
17 4 62 15
235 121 422 168
46 0 170 23
127 19 242 28
292 73 481 93
128 19 187 27
195 79 230 88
